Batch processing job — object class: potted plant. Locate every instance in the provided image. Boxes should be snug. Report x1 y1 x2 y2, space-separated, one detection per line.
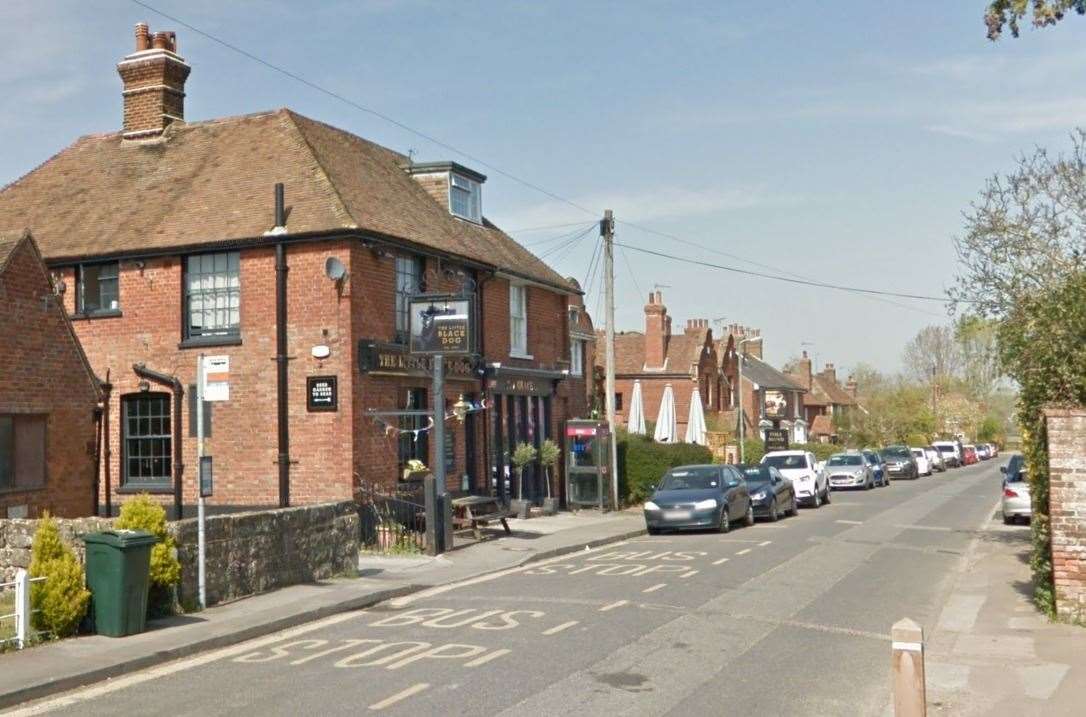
510 442 537 519
539 439 561 515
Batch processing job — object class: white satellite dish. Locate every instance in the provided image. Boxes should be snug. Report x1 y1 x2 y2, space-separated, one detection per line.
324 256 347 282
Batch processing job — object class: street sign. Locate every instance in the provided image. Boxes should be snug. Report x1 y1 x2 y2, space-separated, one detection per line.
199 456 213 498
306 375 338 412
201 355 230 402
764 428 789 452
409 295 474 355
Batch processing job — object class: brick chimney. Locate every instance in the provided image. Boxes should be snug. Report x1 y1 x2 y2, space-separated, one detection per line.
117 23 190 139
740 327 763 359
820 362 837 385
795 350 813 390
846 375 858 399
644 291 670 369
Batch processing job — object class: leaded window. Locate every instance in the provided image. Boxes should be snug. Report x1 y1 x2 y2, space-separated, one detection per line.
185 252 240 339
395 255 423 344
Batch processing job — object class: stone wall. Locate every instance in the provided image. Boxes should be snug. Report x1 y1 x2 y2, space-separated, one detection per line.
171 501 359 607
1044 407 1086 622
1 501 359 607
0 517 114 583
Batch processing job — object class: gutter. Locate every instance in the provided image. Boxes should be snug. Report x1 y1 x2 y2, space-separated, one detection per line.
132 363 184 520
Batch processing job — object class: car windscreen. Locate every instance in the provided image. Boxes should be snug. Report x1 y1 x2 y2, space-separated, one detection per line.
763 455 805 469
658 467 721 491
1006 455 1025 482
911 449 925 457
827 455 863 466
739 466 771 483
881 447 910 459
935 445 955 453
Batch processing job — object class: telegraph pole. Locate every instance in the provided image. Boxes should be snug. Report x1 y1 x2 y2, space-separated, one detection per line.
602 210 619 510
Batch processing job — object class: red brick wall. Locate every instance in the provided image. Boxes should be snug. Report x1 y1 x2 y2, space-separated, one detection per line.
1 239 100 518
1044 406 1086 622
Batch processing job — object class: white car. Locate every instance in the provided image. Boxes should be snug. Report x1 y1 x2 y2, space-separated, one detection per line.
933 441 961 468
925 446 945 473
761 450 831 508
910 447 932 476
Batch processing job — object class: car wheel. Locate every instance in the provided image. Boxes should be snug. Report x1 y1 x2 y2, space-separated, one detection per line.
811 490 821 509
1002 513 1014 526
743 502 755 527
787 493 798 517
865 478 873 490
767 498 779 522
717 506 731 533
647 527 661 535
822 484 831 505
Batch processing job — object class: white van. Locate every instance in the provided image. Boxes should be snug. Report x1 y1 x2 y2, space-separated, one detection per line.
760 450 830 508
932 441 961 468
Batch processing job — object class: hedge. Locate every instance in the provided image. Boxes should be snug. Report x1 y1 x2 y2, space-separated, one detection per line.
616 431 712 504
722 440 846 465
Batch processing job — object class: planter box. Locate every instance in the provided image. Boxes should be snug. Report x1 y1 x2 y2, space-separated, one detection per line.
541 497 559 516
509 500 531 520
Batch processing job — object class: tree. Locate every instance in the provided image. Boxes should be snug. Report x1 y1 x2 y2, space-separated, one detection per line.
955 315 1003 402
901 325 961 385
951 130 1086 318
986 0 1086 39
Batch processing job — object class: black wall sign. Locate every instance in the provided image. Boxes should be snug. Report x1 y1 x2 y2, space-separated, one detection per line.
307 375 338 412
764 428 790 453
357 340 482 379
199 456 213 498
409 295 474 355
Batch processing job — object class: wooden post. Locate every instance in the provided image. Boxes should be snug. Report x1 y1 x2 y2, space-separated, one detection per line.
892 618 926 716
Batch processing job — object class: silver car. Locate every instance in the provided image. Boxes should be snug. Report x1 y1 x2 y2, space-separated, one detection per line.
825 452 875 490
1001 455 1030 524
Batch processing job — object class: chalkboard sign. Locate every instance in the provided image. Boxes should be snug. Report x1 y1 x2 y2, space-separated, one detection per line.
764 428 789 453
444 430 455 474
307 376 338 412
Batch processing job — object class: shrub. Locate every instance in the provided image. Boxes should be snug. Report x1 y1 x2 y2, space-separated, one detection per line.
116 496 181 616
616 431 712 504
28 514 90 639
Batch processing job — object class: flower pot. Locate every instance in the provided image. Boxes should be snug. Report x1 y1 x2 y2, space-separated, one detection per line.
509 499 531 519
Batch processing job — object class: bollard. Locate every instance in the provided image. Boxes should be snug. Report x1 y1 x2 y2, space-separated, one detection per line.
891 617 926 717
423 475 439 556
14 568 31 649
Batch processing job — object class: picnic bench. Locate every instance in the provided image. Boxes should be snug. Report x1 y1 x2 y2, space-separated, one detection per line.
451 495 512 540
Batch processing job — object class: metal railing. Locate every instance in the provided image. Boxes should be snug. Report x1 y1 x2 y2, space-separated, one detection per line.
356 482 427 555
0 569 46 650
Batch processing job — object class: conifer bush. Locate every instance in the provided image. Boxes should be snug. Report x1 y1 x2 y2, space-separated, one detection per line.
116 495 181 616
28 514 90 639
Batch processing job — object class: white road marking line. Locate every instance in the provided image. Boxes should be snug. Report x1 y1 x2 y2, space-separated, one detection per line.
681 569 699 578
5 611 365 715
542 620 580 635
836 519 863 525
735 548 751 555
599 600 629 612
712 557 730 565
894 524 953 532
642 583 667 593
630 539 672 543
758 540 772 547
368 683 430 710
464 649 511 667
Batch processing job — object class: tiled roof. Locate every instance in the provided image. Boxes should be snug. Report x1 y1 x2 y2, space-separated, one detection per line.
811 414 835 436
740 355 806 391
0 109 569 290
0 229 28 272
812 374 855 406
599 328 710 376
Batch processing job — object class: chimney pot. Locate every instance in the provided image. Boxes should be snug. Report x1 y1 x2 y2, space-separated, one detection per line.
135 23 151 51
152 31 169 50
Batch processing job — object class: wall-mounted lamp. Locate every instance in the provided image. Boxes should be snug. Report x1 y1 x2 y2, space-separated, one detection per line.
138 380 151 393
452 394 471 422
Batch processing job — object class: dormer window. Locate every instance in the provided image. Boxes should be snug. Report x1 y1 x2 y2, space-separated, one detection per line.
450 173 481 223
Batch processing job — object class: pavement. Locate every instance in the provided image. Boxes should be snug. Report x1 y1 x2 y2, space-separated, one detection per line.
4 459 1083 715
0 509 646 710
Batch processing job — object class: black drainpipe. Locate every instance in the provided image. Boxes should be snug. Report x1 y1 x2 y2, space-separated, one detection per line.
275 183 291 508
101 375 113 517
133 363 184 520
92 403 103 517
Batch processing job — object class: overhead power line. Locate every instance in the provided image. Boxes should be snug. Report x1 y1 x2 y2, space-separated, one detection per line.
614 241 970 304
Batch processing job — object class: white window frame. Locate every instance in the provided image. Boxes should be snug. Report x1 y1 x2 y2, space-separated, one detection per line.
449 173 481 223
570 339 584 376
509 283 529 357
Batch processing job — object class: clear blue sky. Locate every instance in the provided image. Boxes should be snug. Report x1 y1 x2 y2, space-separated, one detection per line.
3 1 1083 374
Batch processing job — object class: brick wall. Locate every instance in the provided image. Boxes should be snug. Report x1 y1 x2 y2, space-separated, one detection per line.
1044 406 1086 622
0 238 100 518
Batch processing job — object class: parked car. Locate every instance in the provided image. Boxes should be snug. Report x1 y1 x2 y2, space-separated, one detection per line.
977 444 992 461
910 447 932 476
989 443 999 459
643 464 753 534
825 452 875 490
862 449 890 487
962 445 978 465
762 450 831 508
933 441 961 468
880 445 918 479
737 464 797 521
925 446 946 473
1001 455 1030 525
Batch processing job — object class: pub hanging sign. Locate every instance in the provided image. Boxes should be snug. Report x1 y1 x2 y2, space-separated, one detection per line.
409 294 474 356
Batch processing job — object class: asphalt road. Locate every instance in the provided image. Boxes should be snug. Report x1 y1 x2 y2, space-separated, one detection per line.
10 459 1006 717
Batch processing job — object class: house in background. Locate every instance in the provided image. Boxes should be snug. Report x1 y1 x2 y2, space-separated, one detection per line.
788 351 858 443
720 326 808 445
0 230 101 518
601 291 723 438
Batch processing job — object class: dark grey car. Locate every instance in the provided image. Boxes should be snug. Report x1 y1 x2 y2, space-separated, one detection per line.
880 445 918 479
643 464 753 535
737 464 797 521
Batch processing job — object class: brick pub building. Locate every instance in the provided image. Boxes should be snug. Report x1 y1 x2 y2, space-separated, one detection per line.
0 231 101 518
0 25 591 516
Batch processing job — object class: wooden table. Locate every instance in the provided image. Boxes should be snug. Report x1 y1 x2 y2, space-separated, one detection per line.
451 496 512 540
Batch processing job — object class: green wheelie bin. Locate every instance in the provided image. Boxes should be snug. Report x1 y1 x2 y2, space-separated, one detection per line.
83 530 158 637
